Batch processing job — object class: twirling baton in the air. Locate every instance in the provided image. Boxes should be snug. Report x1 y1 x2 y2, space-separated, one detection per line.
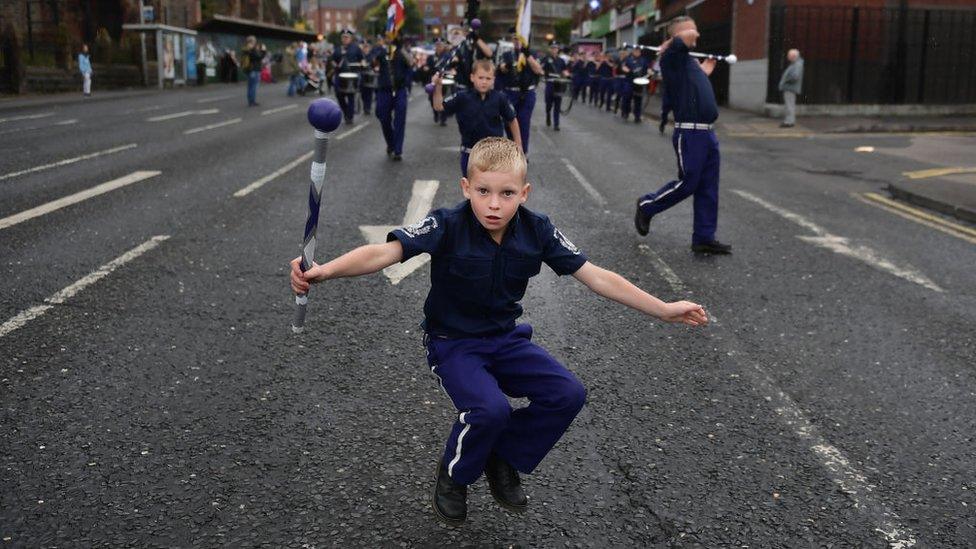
623 42 737 64
292 98 343 334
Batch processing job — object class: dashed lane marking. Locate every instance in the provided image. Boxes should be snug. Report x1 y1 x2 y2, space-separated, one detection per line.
731 189 944 292
146 108 219 122
196 94 234 103
261 104 298 116
901 166 976 180
560 158 607 206
183 117 242 134
233 122 369 197
0 170 160 230
636 244 719 324
0 112 54 123
0 235 170 339
0 118 77 136
634 246 916 548
0 143 138 182
856 192 976 245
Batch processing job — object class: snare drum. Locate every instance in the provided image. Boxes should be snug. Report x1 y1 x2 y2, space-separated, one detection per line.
632 77 650 96
441 78 456 97
548 77 570 98
338 72 359 94
360 70 377 89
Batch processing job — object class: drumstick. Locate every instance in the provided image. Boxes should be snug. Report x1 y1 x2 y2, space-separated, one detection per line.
623 42 737 64
293 99 343 334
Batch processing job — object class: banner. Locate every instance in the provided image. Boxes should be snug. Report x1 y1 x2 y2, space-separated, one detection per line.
386 0 405 40
515 0 532 46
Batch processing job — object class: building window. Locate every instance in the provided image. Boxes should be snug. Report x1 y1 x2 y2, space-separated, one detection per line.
441 4 449 16
325 22 332 31
347 12 352 20
456 4 464 17
425 4 433 14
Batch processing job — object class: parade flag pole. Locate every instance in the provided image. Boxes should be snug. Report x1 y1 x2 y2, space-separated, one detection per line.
293 98 343 334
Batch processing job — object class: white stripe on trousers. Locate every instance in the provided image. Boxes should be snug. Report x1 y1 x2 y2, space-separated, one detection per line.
640 133 684 207
447 411 470 478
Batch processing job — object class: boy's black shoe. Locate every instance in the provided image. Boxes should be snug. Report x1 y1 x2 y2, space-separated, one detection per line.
634 198 651 236
485 452 527 512
432 459 467 525
546 112 551 127
691 240 733 255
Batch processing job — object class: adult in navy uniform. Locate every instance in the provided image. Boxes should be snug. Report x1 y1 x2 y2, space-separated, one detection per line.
620 45 650 123
611 50 627 113
586 53 599 105
541 41 569 130
426 39 453 125
570 51 587 103
330 30 365 124
634 16 731 255
373 35 412 161
448 25 494 95
596 52 613 109
360 37 376 115
498 31 544 156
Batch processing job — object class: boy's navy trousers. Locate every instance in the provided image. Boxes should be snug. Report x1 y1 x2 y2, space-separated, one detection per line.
425 324 586 486
638 127 720 245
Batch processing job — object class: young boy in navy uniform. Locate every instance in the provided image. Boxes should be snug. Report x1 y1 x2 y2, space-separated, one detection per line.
431 60 521 177
634 16 732 255
289 137 708 525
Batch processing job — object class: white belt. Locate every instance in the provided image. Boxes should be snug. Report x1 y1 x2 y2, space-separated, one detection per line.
674 122 714 130
461 146 473 154
505 86 536 91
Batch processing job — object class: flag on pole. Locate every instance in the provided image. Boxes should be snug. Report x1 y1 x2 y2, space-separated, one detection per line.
515 0 532 46
386 0 405 40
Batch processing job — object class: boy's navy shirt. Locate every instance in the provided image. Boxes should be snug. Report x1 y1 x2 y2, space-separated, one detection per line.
660 38 718 124
387 201 587 338
441 89 516 148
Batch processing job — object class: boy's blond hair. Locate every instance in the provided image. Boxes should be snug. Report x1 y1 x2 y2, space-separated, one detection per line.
472 59 495 74
468 137 527 182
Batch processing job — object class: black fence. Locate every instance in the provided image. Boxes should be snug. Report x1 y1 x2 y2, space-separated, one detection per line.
767 4 976 105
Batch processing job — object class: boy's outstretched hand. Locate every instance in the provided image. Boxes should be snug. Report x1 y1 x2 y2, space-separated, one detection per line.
289 256 323 294
661 301 709 326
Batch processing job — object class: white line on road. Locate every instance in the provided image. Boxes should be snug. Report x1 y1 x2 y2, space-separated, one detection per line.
147 108 219 122
731 189 943 293
0 118 77 135
360 179 440 285
196 94 234 104
560 158 607 206
183 117 242 135
0 143 137 182
233 122 368 198
0 235 170 339
0 170 160 230
261 104 298 115
0 112 54 123
633 247 915 547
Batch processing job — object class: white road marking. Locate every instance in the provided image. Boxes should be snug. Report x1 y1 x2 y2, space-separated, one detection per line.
146 108 219 122
854 146 875 152
0 118 77 135
0 143 137 182
636 244 719 323
359 179 439 285
183 117 242 134
196 94 234 103
560 158 607 206
261 104 298 115
0 170 160 230
633 247 916 547
334 120 369 141
232 122 369 198
732 189 943 292
0 235 170 339
0 112 54 123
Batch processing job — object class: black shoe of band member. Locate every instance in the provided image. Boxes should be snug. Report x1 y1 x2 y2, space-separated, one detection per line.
546 112 551 127
484 452 527 512
432 459 467 525
691 240 733 255
392 153 403 161
634 198 651 236
554 126 560 131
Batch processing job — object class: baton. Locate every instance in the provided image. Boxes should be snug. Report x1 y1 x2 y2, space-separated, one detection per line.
623 42 737 64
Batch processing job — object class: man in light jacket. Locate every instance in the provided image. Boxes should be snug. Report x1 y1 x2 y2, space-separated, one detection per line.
778 48 803 128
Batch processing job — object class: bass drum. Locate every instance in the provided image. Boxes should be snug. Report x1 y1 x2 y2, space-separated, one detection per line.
441 78 456 98
632 77 650 96
338 72 359 94
548 77 570 98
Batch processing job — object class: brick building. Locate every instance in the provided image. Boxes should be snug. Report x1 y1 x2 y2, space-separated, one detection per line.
481 0 575 47
303 0 373 35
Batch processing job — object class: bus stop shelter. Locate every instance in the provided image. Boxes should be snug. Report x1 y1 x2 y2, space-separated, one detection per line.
122 23 198 89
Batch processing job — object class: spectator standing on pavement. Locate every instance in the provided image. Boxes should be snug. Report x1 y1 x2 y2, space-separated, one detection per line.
634 16 732 255
778 48 803 128
284 43 301 96
242 36 266 106
78 44 92 96
289 136 708 526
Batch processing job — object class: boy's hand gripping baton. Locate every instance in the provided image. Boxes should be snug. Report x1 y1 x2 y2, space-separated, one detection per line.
293 99 343 333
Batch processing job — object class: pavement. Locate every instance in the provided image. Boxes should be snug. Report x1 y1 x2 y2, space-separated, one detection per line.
1 82 975 547
639 93 976 224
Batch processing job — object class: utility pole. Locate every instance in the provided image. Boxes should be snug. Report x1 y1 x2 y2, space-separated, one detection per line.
139 0 148 86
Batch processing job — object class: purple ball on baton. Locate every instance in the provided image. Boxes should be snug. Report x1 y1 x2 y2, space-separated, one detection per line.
470 18 481 30
425 83 436 95
307 98 342 133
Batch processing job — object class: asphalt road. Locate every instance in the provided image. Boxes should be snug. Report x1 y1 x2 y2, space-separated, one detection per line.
2 82 975 548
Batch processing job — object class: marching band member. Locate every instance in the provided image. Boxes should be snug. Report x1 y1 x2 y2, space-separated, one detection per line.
330 29 365 125
373 35 412 161
620 45 650 123
542 41 570 131
498 29 543 156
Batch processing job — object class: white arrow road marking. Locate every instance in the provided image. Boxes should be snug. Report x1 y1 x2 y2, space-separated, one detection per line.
359 179 439 285
146 108 219 122
732 189 943 293
0 170 160 230
0 235 170 338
